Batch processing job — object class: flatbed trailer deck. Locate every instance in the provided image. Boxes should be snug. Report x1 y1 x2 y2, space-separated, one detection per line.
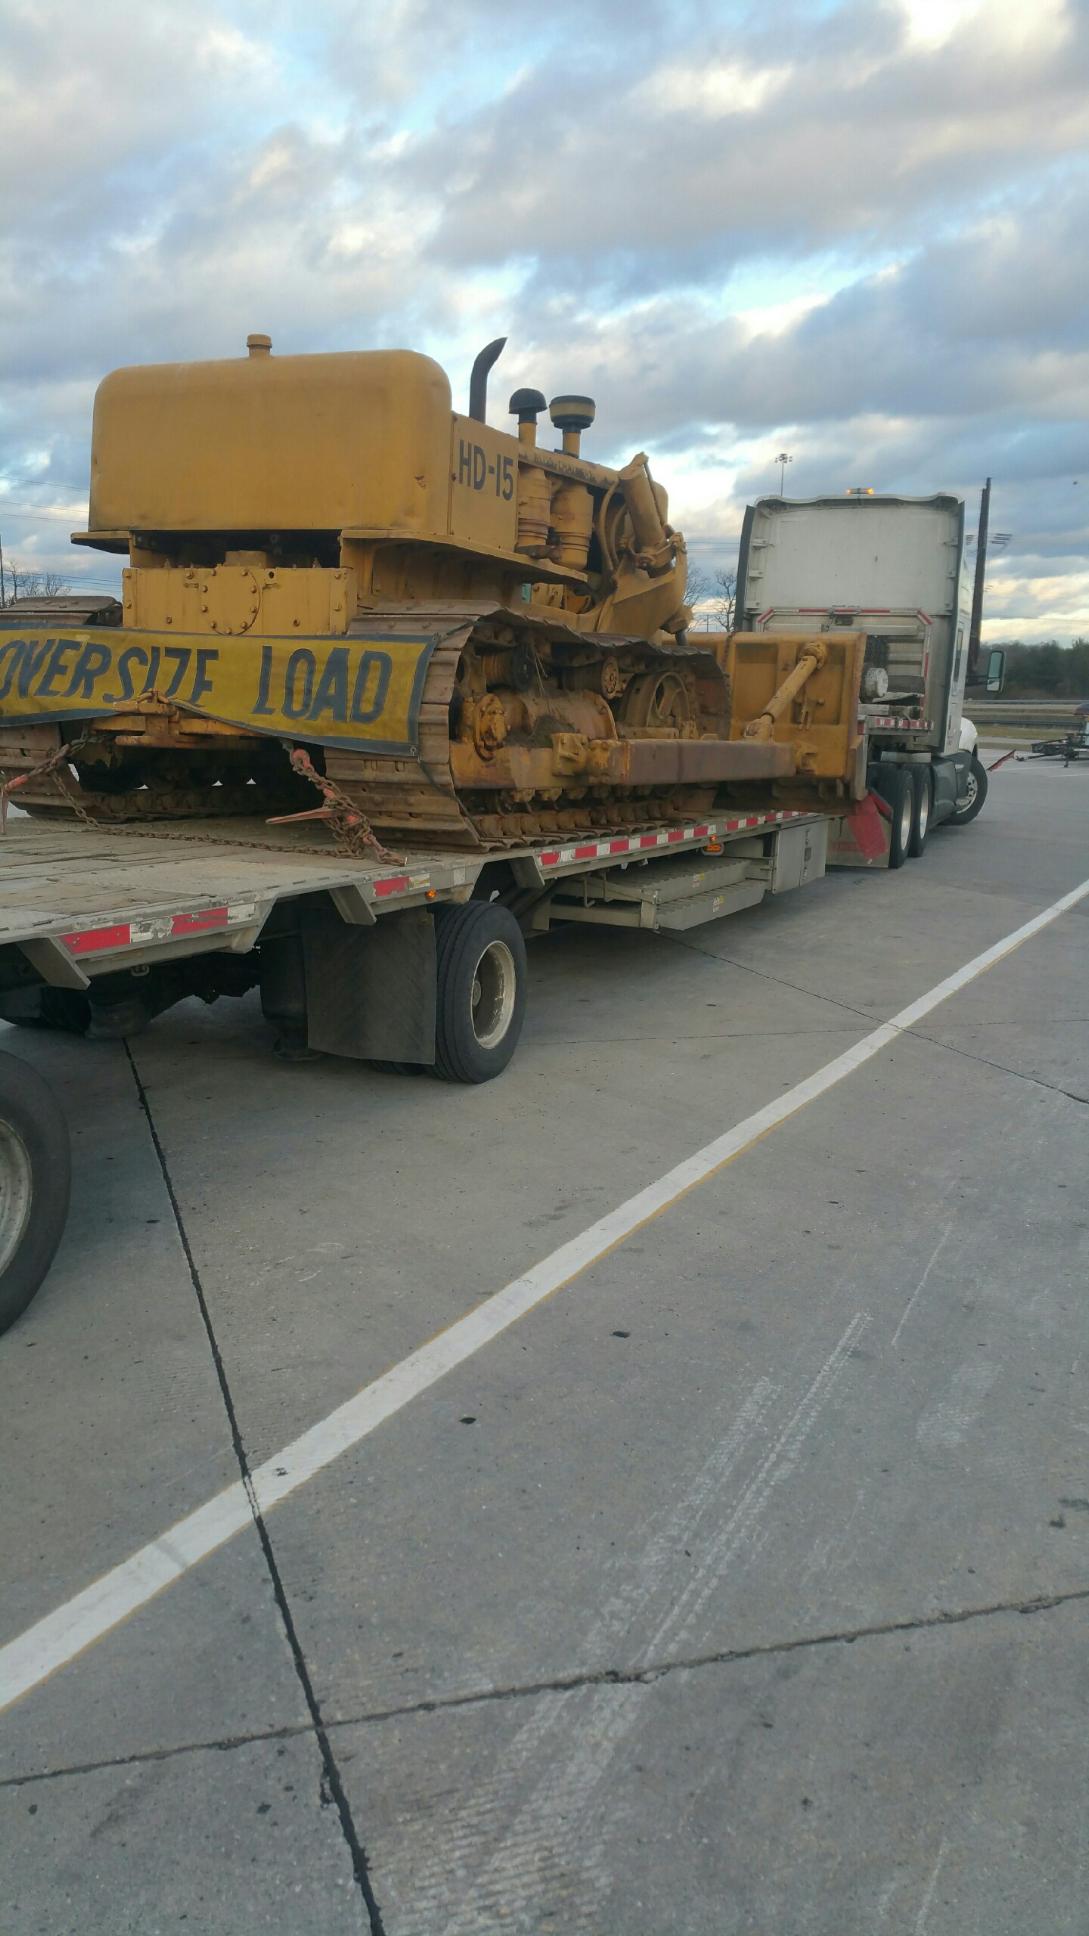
0 804 828 972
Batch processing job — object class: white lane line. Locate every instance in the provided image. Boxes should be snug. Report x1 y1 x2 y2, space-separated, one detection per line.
2 876 1086 1716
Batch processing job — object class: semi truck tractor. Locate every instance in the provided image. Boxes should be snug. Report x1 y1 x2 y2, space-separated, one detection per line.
736 492 1002 861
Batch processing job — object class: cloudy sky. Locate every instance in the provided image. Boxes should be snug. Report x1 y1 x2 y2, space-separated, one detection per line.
1 0 1086 640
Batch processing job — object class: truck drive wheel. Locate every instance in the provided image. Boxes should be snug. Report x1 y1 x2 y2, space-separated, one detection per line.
909 767 932 858
949 755 988 826
432 902 527 1083
0 1050 71 1334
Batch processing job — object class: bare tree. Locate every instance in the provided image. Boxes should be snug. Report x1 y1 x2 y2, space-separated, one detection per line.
685 564 713 616
712 568 737 631
682 562 739 632
2 564 69 604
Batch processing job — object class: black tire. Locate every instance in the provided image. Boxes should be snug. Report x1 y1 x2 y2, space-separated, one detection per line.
432 902 527 1084
949 754 988 826
0 1050 71 1335
908 766 932 858
872 765 913 869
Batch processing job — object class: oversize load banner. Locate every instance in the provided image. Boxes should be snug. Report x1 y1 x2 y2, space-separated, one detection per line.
0 627 437 754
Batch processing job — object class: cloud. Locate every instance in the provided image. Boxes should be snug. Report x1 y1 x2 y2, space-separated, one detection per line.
404 0 1086 290
0 0 1086 638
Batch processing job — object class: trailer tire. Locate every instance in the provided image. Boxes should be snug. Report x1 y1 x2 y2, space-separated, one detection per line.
949 755 988 826
432 902 527 1084
908 767 932 858
0 1050 71 1335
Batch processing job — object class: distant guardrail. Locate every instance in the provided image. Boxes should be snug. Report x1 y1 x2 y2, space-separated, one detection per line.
969 701 1081 727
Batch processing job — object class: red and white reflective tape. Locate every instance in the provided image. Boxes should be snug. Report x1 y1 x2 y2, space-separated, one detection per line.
538 810 806 870
64 900 259 957
864 716 931 731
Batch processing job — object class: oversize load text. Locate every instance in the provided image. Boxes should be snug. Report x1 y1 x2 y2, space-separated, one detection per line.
0 630 435 751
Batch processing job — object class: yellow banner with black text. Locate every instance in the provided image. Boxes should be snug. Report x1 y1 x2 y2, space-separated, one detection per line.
0 627 437 754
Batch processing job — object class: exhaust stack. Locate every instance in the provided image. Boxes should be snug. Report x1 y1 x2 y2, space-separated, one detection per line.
468 337 507 423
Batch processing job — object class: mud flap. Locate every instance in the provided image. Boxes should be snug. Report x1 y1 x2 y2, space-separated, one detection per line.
826 793 891 869
302 906 437 1063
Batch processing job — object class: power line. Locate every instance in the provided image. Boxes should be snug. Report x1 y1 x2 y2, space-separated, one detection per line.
0 502 84 524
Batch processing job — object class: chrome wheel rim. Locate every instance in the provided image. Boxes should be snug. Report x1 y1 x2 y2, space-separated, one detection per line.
470 941 517 1049
0 1122 32 1276
899 786 913 850
917 782 930 840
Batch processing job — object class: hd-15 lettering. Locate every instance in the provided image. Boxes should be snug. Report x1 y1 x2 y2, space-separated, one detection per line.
456 438 515 500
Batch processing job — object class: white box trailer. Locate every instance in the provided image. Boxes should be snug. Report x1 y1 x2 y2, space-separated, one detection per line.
737 493 989 834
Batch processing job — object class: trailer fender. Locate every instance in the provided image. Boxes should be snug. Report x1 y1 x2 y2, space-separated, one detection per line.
826 793 890 868
928 752 966 828
302 905 438 1065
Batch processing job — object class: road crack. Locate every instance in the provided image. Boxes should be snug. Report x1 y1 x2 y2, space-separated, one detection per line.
122 1041 386 1936
7 1578 1087 1792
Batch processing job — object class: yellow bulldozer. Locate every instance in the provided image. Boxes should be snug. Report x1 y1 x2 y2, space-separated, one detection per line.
0 336 866 845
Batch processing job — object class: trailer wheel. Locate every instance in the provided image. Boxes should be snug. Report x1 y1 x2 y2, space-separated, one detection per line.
0 1051 71 1335
908 767 932 858
432 902 527 1083
949 755 988 826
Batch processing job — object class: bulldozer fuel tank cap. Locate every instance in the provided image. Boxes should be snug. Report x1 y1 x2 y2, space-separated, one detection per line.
246 333 272 357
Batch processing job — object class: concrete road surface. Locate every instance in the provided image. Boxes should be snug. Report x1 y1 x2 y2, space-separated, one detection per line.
2 754 1087 1934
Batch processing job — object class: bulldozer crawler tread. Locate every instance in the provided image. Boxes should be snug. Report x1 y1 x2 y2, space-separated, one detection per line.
325 606 730 849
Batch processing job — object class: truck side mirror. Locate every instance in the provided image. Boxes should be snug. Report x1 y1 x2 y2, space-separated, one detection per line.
986 648 1005 695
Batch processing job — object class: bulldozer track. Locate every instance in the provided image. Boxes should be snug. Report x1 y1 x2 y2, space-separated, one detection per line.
323 607 728 849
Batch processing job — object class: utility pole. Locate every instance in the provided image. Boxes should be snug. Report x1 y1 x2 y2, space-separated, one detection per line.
968 477 990 684
0 530 5 607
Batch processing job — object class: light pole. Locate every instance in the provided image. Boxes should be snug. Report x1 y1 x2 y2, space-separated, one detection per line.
775 452 792 496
